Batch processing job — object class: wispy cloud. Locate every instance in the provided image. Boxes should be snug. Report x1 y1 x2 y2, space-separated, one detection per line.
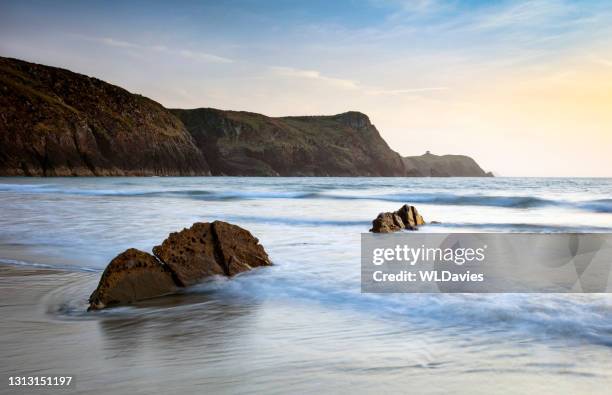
270 65 447 97
97 37 139 48
177 49 233 63
366 87 448 95
270 66 359 89
81 35 233 63
380 0 451 20
471 0 574 31
590 55 612 67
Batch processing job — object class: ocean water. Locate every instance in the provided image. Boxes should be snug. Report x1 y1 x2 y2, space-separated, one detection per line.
0 177 611 394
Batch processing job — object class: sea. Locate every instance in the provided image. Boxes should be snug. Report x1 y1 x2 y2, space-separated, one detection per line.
0 177 611 394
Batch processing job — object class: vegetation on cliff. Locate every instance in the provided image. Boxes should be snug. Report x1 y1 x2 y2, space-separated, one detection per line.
403 151 492 177
172 108 406 176
0 57 209 176
0 57 491 177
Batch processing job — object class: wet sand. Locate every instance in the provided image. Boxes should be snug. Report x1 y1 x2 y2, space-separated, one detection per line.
2 263 611 395
2 177 612 394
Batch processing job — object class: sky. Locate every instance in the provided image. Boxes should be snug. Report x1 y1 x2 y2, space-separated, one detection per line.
1 0 611 176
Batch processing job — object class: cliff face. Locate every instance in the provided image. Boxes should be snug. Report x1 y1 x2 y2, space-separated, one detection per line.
1 57 488 178
171 108 406 176
403 152 492 177
0 57 210 176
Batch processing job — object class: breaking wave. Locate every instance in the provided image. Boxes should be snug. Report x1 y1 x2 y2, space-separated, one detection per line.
2 182 611 213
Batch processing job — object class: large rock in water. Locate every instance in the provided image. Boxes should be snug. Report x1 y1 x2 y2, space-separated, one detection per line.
370 204 425 233
88 248 178 310
88 221 272 310
152 221 271 286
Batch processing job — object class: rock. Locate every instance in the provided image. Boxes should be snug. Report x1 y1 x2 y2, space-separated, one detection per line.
171 108 407 176
89 221 272 310
2 56 490 178
0 57 405 177
397 204 425 229
370 204 425 233
0 56 210 176
403 152 492 177
371 212 404 233
213 220 272 276
152 221 272 287
88 248 178 310
152 222 226 287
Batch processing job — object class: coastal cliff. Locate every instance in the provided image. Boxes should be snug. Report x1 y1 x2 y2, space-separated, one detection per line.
403 152 492 177
172 108 406 176
1 56 490 177
0 57 210 176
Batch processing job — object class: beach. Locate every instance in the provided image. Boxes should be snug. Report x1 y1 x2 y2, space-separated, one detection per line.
1 177 611 394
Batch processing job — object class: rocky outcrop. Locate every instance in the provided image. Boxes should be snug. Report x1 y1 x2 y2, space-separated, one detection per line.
171 108 407 176
403 151 492 177
0 56 406 177
0 56 210 176
2 57 492 178
88 221 271 310
213 220 273 275
152 221 271 286
370 204 425 233
88 248 178 310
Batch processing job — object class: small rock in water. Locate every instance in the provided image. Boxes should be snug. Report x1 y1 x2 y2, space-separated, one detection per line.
88 221 272 310
370 212 404 233
370 204 425 233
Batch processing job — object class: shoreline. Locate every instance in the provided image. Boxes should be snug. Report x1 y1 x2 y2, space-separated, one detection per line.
2 257 612 394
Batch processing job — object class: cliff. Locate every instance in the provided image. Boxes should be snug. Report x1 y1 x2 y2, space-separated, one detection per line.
1 56 489 178
0 57 210 176
171 108 406 176
403 152 492 177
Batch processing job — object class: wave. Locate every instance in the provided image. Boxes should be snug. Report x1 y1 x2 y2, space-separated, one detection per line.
4 256 611 347
0 183 314 199
427 222 612 233
207 272 612 347
351 193 553 208
577 199 612 213
193 190 611 214
214 216 612 232
222 215 368 227
2 183 612 213
0 258 101 273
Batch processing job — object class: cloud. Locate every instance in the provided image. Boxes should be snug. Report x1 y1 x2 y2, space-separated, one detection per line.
98 37 139 48
81 35 233 63
366 87 448 95
177 49 233 63
270 66 359 89
270 66 448 97
378 0 450 20
468 0 574 31
590 55 612 67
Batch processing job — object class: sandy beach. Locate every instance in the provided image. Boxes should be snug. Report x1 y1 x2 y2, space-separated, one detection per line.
1 177 612 394
2 262 611 394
